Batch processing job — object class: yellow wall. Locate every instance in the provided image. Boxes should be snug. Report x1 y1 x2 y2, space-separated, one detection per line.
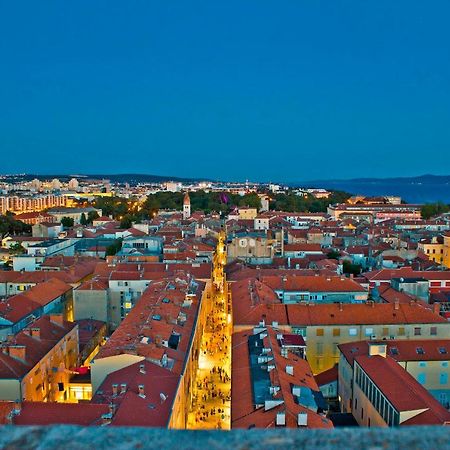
300 323 449 374
418 242 444 264
21 326 79 402
91 354 145 394
443 235 450 268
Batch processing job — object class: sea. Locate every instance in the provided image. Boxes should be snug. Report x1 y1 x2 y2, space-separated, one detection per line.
303 181 450 204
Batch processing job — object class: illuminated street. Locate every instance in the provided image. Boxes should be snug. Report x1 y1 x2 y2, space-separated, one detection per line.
187 231 232 430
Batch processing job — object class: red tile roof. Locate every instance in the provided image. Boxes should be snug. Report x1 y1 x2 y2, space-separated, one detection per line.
355 355 450 424
93 360 179 427
12 402 109 426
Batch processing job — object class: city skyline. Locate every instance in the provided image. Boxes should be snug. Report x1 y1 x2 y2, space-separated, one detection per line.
1 1 450 180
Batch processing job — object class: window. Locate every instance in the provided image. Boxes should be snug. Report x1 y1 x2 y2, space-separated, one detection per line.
442 362 448 367
316 343 324 355
316 328 324 336
440 373 448 385
333 343 340 356
417 373 426 384
333 328 340 337
416 347 425 355
419 361 427 367
354 398 358 410
316 358 323 370
365 328 374 337
430 327 438 336
398 327 405 336
382 327 389 336
414 327 421 336
349 328 357 336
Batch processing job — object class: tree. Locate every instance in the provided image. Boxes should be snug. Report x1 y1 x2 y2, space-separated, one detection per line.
342 260 362 276
61 217 74 228
106 239 122 256
421 202 450 220
0 214 32 239
87 211 100 224
9 242 26 256
80 213 88 226
327 250 341 260
120 215 134 229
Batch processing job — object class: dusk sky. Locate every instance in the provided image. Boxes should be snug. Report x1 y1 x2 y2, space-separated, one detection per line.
1 1 449 182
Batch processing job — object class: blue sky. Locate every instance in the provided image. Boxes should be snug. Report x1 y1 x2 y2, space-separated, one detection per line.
1 1 449 182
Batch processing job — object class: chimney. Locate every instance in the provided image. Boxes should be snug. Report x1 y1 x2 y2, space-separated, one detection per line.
394 300 400 310
138 384 145 398
112 383 118 396
31 328 40 339
23 328 32 336
433 302 441 316
120 383 127 394
13 400 21 415
9 345 26 361
285 365 294 376
50 314 64 326
101 413 112 425
139 363 146 374
339 302 343 312
368 342 387 358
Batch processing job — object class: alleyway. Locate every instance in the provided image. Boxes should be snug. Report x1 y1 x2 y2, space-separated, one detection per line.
187 231 232 430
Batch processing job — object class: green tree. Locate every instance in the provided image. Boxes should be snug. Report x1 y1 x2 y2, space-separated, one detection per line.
106 238 122 256
120 215 134 229
9 242 26 256
421 202 450 220
342 260 362 276
327 250 341 260
80 213 88 226
0 214 32 239
87 210 100 224
61 216 74 228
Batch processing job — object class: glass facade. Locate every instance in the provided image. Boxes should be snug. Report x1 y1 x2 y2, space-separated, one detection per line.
354 363 400 426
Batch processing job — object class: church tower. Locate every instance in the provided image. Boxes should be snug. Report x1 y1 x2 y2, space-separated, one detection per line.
183 192 191 219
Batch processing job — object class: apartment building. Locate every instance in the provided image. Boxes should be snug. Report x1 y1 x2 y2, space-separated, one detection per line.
232 326 333 429
339 339 450 411
0 315 78 402
344 345 450 426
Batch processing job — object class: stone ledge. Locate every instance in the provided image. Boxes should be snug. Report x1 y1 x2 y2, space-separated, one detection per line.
0 425 449 450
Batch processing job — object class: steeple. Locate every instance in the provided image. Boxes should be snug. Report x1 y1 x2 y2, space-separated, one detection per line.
183 192 191 219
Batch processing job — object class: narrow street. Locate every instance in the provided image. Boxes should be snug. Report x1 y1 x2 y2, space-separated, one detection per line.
187 231 232 430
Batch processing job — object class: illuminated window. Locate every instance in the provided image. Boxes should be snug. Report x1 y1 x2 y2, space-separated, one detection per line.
316 328 324 336
398 327 405 336
333 328 340 337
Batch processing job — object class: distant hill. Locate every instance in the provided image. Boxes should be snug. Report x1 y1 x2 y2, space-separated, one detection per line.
2 173 208 183
302 174 450 186
295 174 450 204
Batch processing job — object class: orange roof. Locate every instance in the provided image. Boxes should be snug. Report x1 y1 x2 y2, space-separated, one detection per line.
355 355 450 424
0 316 76 379
261 275 367 293
12 402 109 426
287 302 447 326
232 327 333 429
93 360 179 427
